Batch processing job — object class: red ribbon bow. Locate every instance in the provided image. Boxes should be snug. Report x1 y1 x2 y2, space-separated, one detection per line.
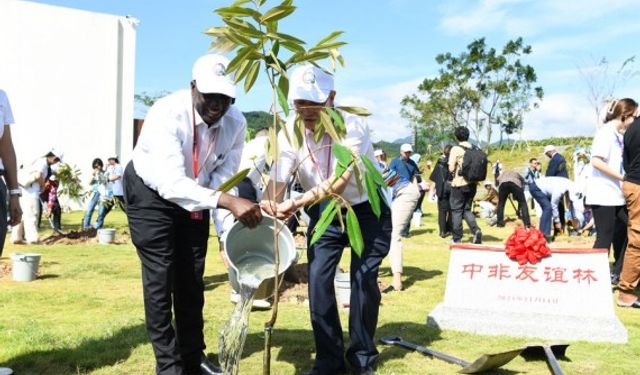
505 227 551 265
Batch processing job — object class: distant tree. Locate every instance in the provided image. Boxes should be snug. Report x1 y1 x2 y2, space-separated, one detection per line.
402 37 543 150
134 91 170 117
578 55 638 128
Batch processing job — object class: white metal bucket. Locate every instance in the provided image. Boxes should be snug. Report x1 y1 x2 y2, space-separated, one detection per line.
11 253 41 282
224 215 296 300
97 228 116 244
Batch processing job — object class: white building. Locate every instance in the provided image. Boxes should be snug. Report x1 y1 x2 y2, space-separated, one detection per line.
0 0 137 198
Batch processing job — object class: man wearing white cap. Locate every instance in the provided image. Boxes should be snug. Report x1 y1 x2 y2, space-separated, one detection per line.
261 64 391 375
544 145 568 178
386 143 421 291
124 54 262 375
373 149 387 169
12 148 62 244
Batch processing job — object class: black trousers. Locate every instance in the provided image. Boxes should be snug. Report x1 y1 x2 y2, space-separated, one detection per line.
497 182 531 227
437 192 452 235
449 184 479 242
306 201 391 373
124 162 209 375
591 204 628 277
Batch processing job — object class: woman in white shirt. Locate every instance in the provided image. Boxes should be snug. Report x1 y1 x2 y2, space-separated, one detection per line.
586 98 638 284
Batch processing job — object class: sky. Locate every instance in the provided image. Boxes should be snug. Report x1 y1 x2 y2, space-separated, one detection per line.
28 0 640 143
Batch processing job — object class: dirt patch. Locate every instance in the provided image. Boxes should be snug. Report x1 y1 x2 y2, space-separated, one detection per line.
279 262 309 303
40 228 98 245
0 261 11 279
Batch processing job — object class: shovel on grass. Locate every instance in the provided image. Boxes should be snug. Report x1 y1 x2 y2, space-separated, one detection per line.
380 336 522 373
521 343 569 375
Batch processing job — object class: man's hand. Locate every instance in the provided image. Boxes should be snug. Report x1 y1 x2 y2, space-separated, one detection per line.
259 199 278 217
226 195 262 228
275 199 297 220
8 195 22 226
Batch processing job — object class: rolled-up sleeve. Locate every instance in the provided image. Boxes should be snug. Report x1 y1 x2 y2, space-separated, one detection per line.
209 117 246 235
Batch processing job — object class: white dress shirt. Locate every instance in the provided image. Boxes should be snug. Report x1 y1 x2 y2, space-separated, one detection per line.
272 110 378 206
132 89 246 219
0 89 15 171
107 163 125 196
586 124 625 206
239 134 268 187
535 176 579 222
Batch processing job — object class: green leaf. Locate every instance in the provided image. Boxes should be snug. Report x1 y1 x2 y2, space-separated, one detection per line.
335 106 371 116
260 5 296 23
319 110 341 142
310 199 338 246
232 59 253 84
244 60 261 92
360 155 385 186
332 143 353 170
346 206 364 257
223 29 255 46
280 41 306 53
215 6 262 20
293 114 304 150
209 37 237 54
325 108 346 138
353 161 364 195
316 31 344 47
309 41 347 53
218 168 250 192
287 51 330 65
276 77 290 116
223 17 264 38
364 172 381 218
204 27 227 36
273 32 306 45
226 45 258 74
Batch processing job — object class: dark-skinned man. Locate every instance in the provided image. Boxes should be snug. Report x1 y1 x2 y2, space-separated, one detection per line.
124 54 262 375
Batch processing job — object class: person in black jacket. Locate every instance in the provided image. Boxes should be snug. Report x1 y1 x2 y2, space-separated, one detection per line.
429 145 452 237
619 113 640 308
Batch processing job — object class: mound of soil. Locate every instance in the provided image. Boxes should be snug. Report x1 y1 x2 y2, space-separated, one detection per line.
0 261 11 279
279 262 309 303
40 228 99 245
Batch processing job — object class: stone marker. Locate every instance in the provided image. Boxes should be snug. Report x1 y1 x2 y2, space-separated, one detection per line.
428 244 627 343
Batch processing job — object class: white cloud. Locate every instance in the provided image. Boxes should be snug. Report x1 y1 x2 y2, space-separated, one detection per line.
339 78 423 142
522 93 597 140
439 0 640 39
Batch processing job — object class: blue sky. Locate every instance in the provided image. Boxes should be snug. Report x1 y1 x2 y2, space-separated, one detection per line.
30 0 640 142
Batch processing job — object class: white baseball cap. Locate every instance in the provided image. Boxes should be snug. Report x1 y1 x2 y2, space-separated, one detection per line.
47 147 64 162
544 145 555 153
374 149 384 157
400 143 413 153
192 54 236 98
288 64 334 103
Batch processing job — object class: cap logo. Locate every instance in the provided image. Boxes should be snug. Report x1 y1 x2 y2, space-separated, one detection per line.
303 69 316 84
214 63 226 76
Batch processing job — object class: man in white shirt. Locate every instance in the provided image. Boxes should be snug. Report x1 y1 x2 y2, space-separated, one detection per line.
124 54 261 375
0 89 22 257
13 149 61 244
531 176 581 241
260 65 391 375
93 156 125 229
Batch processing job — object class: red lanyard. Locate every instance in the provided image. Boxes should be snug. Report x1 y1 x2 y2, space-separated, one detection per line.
306 132 332 179
192 105 218 178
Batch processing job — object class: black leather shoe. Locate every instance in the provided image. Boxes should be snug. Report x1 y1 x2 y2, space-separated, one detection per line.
472 230 482 244
200 358 223 375
352 366 375 375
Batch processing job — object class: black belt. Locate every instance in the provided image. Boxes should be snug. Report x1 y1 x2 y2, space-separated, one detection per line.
0 169 4 176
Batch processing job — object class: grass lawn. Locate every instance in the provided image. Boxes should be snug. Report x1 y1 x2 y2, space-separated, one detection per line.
1 199 638 374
